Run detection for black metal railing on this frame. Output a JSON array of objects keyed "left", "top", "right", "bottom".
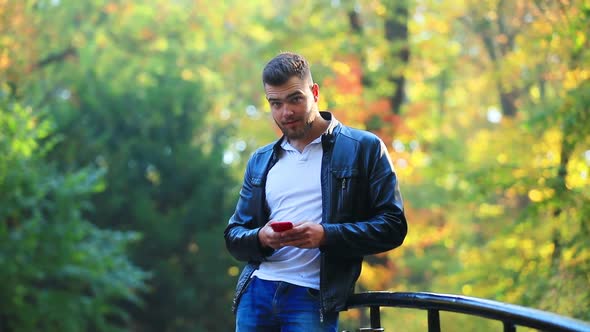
[{"left": 344, "top": 292, "right": 590, "bottom": 332}]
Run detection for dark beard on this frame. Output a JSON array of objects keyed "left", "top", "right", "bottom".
[{"left": 282, "top": 120, "right": 313, "bottom": 140}]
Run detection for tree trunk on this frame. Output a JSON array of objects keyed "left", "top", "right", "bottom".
[{"left": 384, "top": 1, "right": 410, "bottom": 114}]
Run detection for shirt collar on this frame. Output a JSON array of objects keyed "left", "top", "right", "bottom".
[{"left": 280, "top": 116, "right": 332, "bottom": 151}]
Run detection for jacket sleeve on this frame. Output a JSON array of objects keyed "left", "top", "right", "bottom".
[
  {"left": 320, "top": 138, "right": 407, "bottom": 257},
  {"left": 224, "top": 159, "right": 274, "bottom": 262}
]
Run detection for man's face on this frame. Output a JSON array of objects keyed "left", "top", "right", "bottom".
[{"left": 265, "top": 76, "right": 319, "bottom": 141}]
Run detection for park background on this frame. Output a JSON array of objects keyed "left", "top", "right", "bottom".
[{"left": 1, "top": 0, "right": 588, "bottom": 331}]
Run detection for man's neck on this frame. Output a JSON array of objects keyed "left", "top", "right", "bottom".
[{"left": 288, "top": 116, "right": 330, "bottom": 152}]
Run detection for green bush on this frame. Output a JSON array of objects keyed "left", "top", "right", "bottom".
[{"left": 0, "top": 101, "right": 148, "bottom": 332}]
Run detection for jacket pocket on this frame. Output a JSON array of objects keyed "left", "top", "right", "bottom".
[{"left": 331, "top": 168, "right": 359, "bottom": 217}]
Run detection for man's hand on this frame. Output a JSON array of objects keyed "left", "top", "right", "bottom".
[
  {"left": 258, "top": 221, "right": 285, "bottom": 249},
  {"left": 259, "top": 221, "right": 326, "bottom": 249}
]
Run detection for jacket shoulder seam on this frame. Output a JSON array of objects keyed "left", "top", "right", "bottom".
[{"left": 337, "top": 126, "right": 380, "bottom": 144}]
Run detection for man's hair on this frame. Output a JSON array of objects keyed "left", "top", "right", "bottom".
[{"left": 262, "top": 52, "right": 313, "bottom": 86}]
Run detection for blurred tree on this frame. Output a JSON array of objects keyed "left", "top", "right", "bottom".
[
  {"left": 2, "top": 0, "right": 589, "bottom": 331},
  {"left": 2, "top": 0, "right": 238, "bottom": 330},
  {"left": 457, "top": 0, "right": 533, "bottom": 117},
  {"left": 0, "top": 97, "right": 148, "bottom": 332},
  {"left": 346, "top": 0, "right": 410, "bottom": 116},
  {"left": 392, "top": 0, "right": 590, "bottom": 325}
]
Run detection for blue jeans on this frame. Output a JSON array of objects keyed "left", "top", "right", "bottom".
[{"left": 235, "top": 277, "right": 339, "bottom": 332}]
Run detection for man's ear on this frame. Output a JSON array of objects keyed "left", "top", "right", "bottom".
[{"left": 312, "top": 83, "right": 319, "bottom": 102}]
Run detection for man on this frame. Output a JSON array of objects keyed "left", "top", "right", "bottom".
[{"left": 224, "top": 52, "right": 407, "bottom": 331}]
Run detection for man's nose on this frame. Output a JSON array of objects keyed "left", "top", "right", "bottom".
[{"left": 281, "top": 104, "right": 294, "bottom": 116}]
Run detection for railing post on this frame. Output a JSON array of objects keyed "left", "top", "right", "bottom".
[
  {"left": 428, "top": 309, "right": 441, "bottom": 332},
  {"left": 503, "top": 322, "right": 516, "bottom": 332},
  {"left": 370, "top": 305, "right": 382, "bottom": 329}
]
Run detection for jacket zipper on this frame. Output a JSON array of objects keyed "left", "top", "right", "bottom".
[
  {"left": 319, "top": 140, "right": 331, "bottom": 324},
  {"left": 320, "top": 252, "right": 326, "bottom": 323}
]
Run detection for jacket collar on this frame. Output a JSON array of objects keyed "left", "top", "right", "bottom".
[{"left": 320, "top": 111, "right": 340, "bottom": 135}]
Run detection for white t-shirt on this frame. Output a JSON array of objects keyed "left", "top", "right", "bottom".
[{"left": 252, "top": 136, "right": 324, "bottom": 289}]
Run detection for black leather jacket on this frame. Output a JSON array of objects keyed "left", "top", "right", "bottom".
[{"left": 224, "top": 112, "right": 407, "bottom": 316}]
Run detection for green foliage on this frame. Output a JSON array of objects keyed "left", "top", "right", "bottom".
[
  {"left": 392, "top": 1, "right": 590, "bottom": 325},
  {"left": 2, "top": 0, "right": 589, "bottom": 331},
  {"left": 0, "top": 100, "right": 148, "bottom": 332},
  {"left": 28, "top": 5, "right": 237, "bottom": 330}
]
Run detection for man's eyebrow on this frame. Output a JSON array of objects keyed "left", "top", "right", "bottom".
[{"left": 267, "top": 91, "right": 304, "bottom": 101}]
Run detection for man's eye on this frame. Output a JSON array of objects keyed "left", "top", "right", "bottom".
[
  {"left": 270, "top": 102, "right": 282, "bottom": 108},
  {"left": 290, "top": 96, "right": 303, "bottom": 103}
]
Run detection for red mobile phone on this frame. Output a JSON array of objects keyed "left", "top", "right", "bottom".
[{"left": 270, "top": 221, "right": 293, "bottom": 232}]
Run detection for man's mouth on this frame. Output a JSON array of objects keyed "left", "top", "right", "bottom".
[{"left": 283, "top": 120, "right": 299, "bottom": 126}]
